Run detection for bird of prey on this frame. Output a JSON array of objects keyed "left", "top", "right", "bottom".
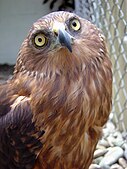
[{"left": 0, "top": 11, "right": 112, "bottom": 169}]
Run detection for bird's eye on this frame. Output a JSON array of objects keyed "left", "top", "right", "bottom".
[
  {"left": 70, "top": 18, "right": 81, "bottom": 31},
  {"left": 34, "top": 33, "right": 47, "bottom": 47}
]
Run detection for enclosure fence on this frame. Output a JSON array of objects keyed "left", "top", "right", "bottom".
[{"left": 75, "top": 0, "right": 127, "bottom": 132}]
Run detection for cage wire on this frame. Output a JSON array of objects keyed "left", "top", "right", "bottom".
[{"left": 75, "top": 0, "right": 127, "bottom": 132}]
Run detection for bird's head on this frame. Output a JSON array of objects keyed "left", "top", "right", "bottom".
[{"left": 15, "top": 11, "right": 106, "bottom": 77}]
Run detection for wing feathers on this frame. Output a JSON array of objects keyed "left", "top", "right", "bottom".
[{"left": 0, "top": 95, "right": 44, "bottom": 169}]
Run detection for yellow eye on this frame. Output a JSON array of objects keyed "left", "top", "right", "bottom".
[
  {"left": 70, "top": 19, "right": 81, "bottom": 31},
  {"left": 34, "top": 33, "right": 47, "bottom": 47}
]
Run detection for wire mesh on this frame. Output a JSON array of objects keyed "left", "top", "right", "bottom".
[{"left": 75, "top": 0, "right": 127, "bottom": 132}]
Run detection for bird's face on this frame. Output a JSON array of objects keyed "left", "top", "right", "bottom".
[
  {"left": 28, "top": 11, "right": 82, "bottom": 54},
  {"left": 16, "top": 11, "right": 104, "bottom": 75}
]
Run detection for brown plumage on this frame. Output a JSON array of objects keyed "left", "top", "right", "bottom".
[{"left": 0, "top": 11, "right": 112, "bottom": 169}]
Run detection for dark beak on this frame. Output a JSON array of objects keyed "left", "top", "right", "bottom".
[{"left": 58, "top": 29, "right": 73, "bottom": 53}]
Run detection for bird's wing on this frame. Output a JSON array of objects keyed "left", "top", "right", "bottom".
[{"left": 0, "top": 83, "right": 44, "bottom": 169}]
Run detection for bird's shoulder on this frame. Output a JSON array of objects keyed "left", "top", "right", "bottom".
[{"left": 0, "top": 80, "right": 45, "bottom": 169}]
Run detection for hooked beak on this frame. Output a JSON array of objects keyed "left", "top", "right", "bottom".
[
  {"left": 53, "top": 23, "right": 73, "bottom": 53},
  {"left": 58, "top": 28, "right": 73, "bottom": 52}
]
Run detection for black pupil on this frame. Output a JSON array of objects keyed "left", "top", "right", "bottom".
[
  {"left": 72, "top": 21, "right": 77, "bottom": 27},
  {"left": 38, "top": 38, "right": 42, "bottom": 42}
]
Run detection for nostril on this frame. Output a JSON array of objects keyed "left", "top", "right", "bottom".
[{"left": 70, "top": 36, "right": 75, "bottom": 44}]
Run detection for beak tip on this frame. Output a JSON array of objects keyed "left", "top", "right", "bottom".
[{"left": 68, "top": 47, "right": 72, "bottom": 53}]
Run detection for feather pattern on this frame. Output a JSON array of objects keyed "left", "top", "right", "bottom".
[
  {"left": 0, "top": 85, "right": 44, "bottom": 169},
  {"left": 0, "top": 11, "right": 112, "bottom": 169}
]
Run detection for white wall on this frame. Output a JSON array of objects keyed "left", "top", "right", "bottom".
[{"left": 0, "top": 0, "right": 61, "bottom": 64}]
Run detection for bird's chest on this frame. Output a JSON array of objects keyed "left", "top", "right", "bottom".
[
  {"left": 34, "top": 116, "right": 97, "bottom": 169},
  {"left": 32, "top": 77, "right": 100, "bottom": 169},
  {"left": 35, "top": 111, "right": 89, "bottom": 169}
]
